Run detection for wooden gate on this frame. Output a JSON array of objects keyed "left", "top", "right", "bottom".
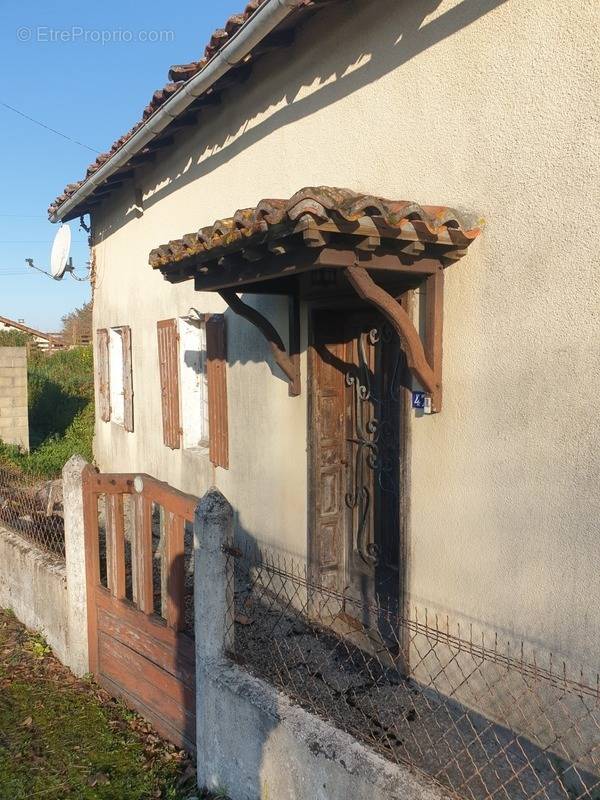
[{"left": 82, "top": 467, "right": 198, "bottom": 752}]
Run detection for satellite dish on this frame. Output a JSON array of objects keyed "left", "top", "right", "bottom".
[{"left": 50, "top": 225, "right": 72, "bottom": 280}]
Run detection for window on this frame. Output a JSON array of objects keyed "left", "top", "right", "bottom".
[
  {"left": 109, "top": 329, "right": 125, "bottom": 425},
  {"left": 157, "top": 315, "right": 228, "bottom": 467},
  {"left": 178, "top": 317, "right": 209, "bottom": 448},
  {"left": 97, "top": 326, "right": 134, "bottom": 431}
]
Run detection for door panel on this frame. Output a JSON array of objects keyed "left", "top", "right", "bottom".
[
  {"left": 310, "top": 310, "right": 405, "bottom": 630},
  {"left": 310, "top": 316, "right": 347, "bottom": 596}
]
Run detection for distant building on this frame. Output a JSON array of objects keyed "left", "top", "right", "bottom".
[{"left": 0, "top": 316, "right": 61, "bottom": 351}]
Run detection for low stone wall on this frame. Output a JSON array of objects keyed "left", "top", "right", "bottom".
[
  {"left": 200, "top": 657, "right": 446, "bottom": 800},
  {"left": 0, "top": 456, "right": 90, "bottom": 677},
  {"left": 0, "top": 526, "right": 69, "bottom": 663},
  {"left": 0, "top": 347, "right": 29, "bottom": 450}
]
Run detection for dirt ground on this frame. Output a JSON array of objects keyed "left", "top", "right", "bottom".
[{"left": 0, "top": 608, "right": 215, "bottom": 800}]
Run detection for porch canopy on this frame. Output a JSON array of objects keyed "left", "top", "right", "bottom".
[{"left": 149, "top": 187, "right": 483, "bottom": 411}]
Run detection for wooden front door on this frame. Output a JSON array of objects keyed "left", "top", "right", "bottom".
[{"left": 309, "top": 310, "right": 405, "bottom": 629}]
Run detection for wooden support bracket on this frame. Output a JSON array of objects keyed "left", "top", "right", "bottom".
[
  {"left": 345, "top": 264, "right": 444, "bottom": 412},
  {"left": 219, "top": 289, "right": 301, "bottom": 396}
]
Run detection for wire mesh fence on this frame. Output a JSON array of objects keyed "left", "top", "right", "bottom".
[
  {"left": 227, "top": 544, "right": 600, "bottom": 800},
  {"left": 0, "top": 461, "right": 65, "bottom": 560}
]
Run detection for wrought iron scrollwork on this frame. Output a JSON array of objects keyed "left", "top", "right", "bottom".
[{"left": 345, "top": 325, "right": 401, "bottom": 566}]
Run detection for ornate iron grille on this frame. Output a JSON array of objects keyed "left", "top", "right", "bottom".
[{"left": 344, "top": 322, "right": 403, "bottom": 587}]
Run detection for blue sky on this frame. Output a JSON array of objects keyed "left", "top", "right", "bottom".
[{"left": 0, "top": 0, "right": 242, "bottom": 331}]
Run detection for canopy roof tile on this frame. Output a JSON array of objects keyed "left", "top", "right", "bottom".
[{"left": 149, "top": 186, "right": 484, "bottom": 272}]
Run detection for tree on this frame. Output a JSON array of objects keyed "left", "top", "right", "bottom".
[{"left": 61, "top": 301, "right": 92, "bottom": 345}]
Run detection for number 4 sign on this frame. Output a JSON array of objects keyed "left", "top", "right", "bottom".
[{"left": 412, "top": 392, "right": 432, "bottom": 414}]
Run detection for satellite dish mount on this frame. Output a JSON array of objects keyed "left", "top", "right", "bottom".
[{"left": 26, "top": 224, "right": 88, "bottom": 282}]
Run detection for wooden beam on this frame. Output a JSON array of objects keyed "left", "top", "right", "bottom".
[
  {"left": 288, "top": 292, "right": 301, "bottom": 397},
  {"left": 424, "top": 268, "right": 444, "bottom": 411},
  {"left": 106, "top": 169, "right": 134, "bottom": 184},
  {"left": 219, "top": 290, "right": 301, "bottom": 396},
  {"left": 186, "top": 246, "right": 438, "bottom": 291},
  {"left": 148, "top": 135, "right": 174, "bottom": 152},
  {"left": 344, "top": 265, "right": 442, "bottom": 412}
]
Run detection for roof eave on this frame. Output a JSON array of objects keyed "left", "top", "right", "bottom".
[{"left": 50, "top": 0, "right": 310, "bottom": 224}]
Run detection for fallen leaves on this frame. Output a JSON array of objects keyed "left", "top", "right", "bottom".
[{"left": 0, "top": 607, "right": 202, "bottom": 799}]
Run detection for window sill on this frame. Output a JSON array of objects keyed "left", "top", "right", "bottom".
[{"left": 184, "top": 444, "right": 210, "bottom": 457}]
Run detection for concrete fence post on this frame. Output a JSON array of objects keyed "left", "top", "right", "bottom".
[
  {"left": 62, "top": 454, "right": 90, "bottom": 676},
  {"left": 194, "top": 487, "right": 234, "bottom": 792}
]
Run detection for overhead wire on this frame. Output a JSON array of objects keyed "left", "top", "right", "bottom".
[{"left": 0, "top": 101, "right": 99, "bottom": 154}]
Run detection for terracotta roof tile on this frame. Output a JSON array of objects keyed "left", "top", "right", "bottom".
[
  {"left": 49, "top": 0, "right": 319, "bottom": 219},
  {"left": 148, "top": 186, "right": 484, "bottom": 270}
]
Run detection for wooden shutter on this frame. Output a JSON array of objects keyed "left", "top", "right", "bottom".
[
  {"left": 157, "top": 319, "right": 181, "bottom": 449},
  {"left": 121, "top": 326, "right": 134, "bottom": 433},
  {"left": 206, "top": 314, "right": 229, "bottom": 469},
  {"left": 96, "top": 328, "right": 110, "bottom": 422}
]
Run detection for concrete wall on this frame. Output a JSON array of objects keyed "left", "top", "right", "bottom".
[
  {"left": 201, "top": 659, "right": 446, "bottom": 800},
  {"left": 91, "top": 0, "right": 600, "bottom": 667},
  {"left": 0, "top": 347, "right": 29, "bottom": 450},
  {"left": 0, "top": 527, "right": 69, "bottom": 663},
  {"left": 0, "top": 458, "right": 90, "bottom": 676},
  {"left": 194, "top": 489, "right": 446, "bottom": 800}
]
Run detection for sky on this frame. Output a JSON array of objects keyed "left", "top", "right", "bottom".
[{"left": 0, "top": 0, "right": 242, "bottom": 331}]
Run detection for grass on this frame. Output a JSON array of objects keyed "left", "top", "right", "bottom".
[
  {"left": 0, "top": 345, "right": 94, "bottom": 478},
  {"left": 0, "top": 609, "right": 212, "bottom": 800}
]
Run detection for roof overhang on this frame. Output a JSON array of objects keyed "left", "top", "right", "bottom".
[
  {"left": 150, "top": 186, "right": 482, "bottom": 294},
  {"left": 48, "top": 0, "right": 336, "bottom": 223},
  {"left": 149, "top": 187, "right": 483, "bottom": 413}
]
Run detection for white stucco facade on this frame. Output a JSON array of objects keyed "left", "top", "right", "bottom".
[{"left": 90, "top": 0, "right": 600, "bottom": 668}]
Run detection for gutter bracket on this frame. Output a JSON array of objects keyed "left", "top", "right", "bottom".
[
  {"left": 344, "top": 262, "right": 443, "bottom": 412},
  {"left": 219, "top": 289, "right": 301, "bottom": 397}
]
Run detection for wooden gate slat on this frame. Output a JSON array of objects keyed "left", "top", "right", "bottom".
[
  {"left": 106, "top": 494, "right": 126, "bottom": 600},
  {"left": 100, "top": 674, "right": 194, "bottom": 753},
  {"left": 97, "top": 605, "right": 195, "bottom": 684},
  {"left": 133, "top": 493, "right": 154, "bottom": 614},
  {"left": 99, "top": 632, "right": 196, "bottom": 711},
  {"left": 165, "top": 513, "right": 186, "bottom": 631}
]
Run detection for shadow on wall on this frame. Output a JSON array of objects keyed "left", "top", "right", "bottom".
[
  {"left": 169, "top": 552, "right": 197, "bottom": 756},
  {"left": 94, "top": 0, "right": 509, "bottom": 243},
  {"left": 222, "top": 297, "right": 291, "bottom": 377}
]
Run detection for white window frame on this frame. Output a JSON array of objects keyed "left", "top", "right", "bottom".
[
  {"left": 108, "top": 327, "right": 126, "bottom": 427},
  {"left": 178, "top": 316, "right": 209, "bottom": 449}
]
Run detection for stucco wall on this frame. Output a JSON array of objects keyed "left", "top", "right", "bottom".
[
  {"left": 0, "top": 347, "right": 29, "bottom": 450},
  {"left": 91, "top": 0, "right": 600, "bottom": 667}
]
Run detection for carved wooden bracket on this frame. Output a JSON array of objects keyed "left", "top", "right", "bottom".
[
  {"left": 219, "top": 289, "right": 301, "bottom": 396},
  {"left": 345, "top": 264, "right": 444, "bottom": 412}
]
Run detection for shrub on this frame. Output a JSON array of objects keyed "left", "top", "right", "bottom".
[
  {"left": 28, "top": 347, "right": 94, "bottom": 448},
  {"left": 0, "top": 346, "right": 94, "bottom": 478},
  {"left": 0, "top": 330, "right": 31, "bottom": 347}
]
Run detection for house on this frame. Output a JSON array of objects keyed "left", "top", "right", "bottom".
[
  {"left": 48, "top": 0, "right": 599, "bottom": 680},
  {"left": 0, "top": 315, "right": 61, "bottom": 351}
]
